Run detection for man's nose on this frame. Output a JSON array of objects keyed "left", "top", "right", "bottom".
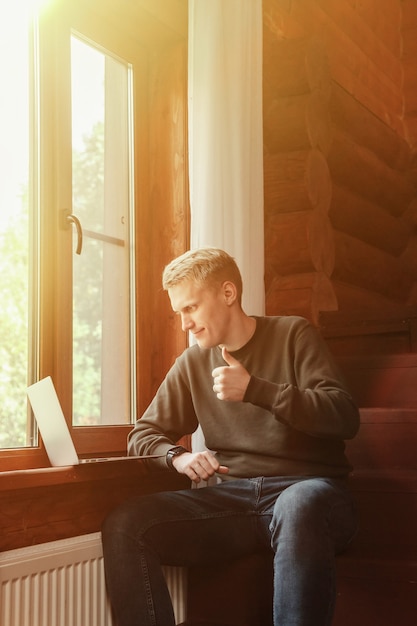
[{"left": 181, "top": 314, "right": 193, "bottom": 331}]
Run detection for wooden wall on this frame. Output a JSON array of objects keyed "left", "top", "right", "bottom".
[
  {"left": 136, "top": 39, "right": 189, "bottom": 415},
  {"left": 263, "top": 0, "right": 417, "bottom": 325},
  {"left": 402, "top": 0, "right": 417, "bottom": 154}
]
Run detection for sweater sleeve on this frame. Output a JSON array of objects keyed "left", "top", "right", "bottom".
[
  {"left": 127, "top": 358, "right": 198, "bottom": 457},
  {"left": 243, "top": 320, "right": 360, "bottom": 441}
]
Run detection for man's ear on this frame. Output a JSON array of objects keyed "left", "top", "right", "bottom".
[{"left": 222, "top": 281, "right": 238, "bottom": 305}]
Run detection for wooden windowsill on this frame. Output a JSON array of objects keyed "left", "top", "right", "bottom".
[
  {"left": 0, "top": 458, "right": 190, "bottom": 552},
  {"left": 0, "top": 457, "right": 164, "bottom": 490}
]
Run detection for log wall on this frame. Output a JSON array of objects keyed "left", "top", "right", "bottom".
[
  {"left": 402, "top": 0, "right": 417, "bottom": 159},
  {"left": 263, "top": 0, "right": 417, "bottom": 324}
]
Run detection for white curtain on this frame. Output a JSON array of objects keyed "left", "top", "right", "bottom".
[
  {"left": 188, "top": 0, "right": 264, "bottom": 457},
  {"left": 188, "top": 0, "right": 265, "bottom": 317}
]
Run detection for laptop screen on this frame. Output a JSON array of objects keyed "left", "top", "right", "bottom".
[{"left": 27, "top": 376, "right": 79, "bottom": 467}]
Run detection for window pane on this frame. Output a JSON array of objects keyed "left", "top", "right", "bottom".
[
  {"left": 0, "top": 10, "right": 37, "bottom": 448},
  {"left": 71, "top": 35, "right": 135, "bottom": 426}
]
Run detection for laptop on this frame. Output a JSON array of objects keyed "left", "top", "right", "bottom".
[{"left": 27, "top": 376, "right": 162, "bottom": 467}]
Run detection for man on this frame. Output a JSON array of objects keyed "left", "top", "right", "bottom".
[{"left": 102, "top": 247, "right": 360, "bottom": 626}]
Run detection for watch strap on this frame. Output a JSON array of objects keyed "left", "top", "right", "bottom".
[{"left": 166, "top": 445, "right": 188, "bottom": 470}]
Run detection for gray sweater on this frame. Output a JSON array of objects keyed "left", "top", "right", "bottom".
[{"left": 128, "top": 316, "right": 360, "bottom": 479}]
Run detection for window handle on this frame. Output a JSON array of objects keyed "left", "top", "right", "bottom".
[{"left": 63, "top": 211, "right": 83, "bottom": 255}]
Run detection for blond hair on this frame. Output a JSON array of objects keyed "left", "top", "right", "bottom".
[{"left": 162, "top": 248, "right": 243, "bottom": 304}]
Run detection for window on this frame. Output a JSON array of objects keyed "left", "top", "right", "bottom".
[
  {"left": 0, "top": 0, "right": 189, "bottom": 471},
  {"left": 0, "top": 3, "right": 136, "bottom": 465},
  {"left": 0, "top": 4, "right": 38, "bottom": 450},
  {"left": 70, "top": 34, "right": 135, "bottom": 428}
]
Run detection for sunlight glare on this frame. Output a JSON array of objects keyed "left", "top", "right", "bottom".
[
  {"left": 0, "top": 0, "right": 54, "bottom": 19},
  {"left": 0, "top": 0, "right": 56, "bottom": 231},
  {"left": 0, "top": 3, "right": 31, "bottom": 231}
]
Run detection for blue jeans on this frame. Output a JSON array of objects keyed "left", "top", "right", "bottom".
[{"left": 102, "top": 476, "right": 357, "bottom": 626}]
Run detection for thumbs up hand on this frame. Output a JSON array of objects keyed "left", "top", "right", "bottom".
[{"left": 211, "top": 347, "right": 251, "bottom": 402}]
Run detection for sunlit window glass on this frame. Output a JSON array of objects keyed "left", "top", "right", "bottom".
[
  {"left": 0, "top": 7, "right": 38, "bottom": 448},
  {"left": 71, "top": 35, "right": 135, "bottom": 426}
]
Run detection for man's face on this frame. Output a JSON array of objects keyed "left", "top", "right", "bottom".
[{"left": 168, "top": 279, "right": 233, "bottom": 349}]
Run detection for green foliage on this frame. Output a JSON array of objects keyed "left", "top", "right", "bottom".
[
  {"left": 0, "top": 207, "right": 30, "bottom": 447},
  {"left": 72, "top": 121, "right": 104, "bottom": 425},
  {"left": 0, "top": 121, "right": 106, "bottom": 446}
]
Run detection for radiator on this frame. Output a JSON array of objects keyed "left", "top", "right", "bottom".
[{"left": 0, "top": 533, "right": 187, "bottom": 626}]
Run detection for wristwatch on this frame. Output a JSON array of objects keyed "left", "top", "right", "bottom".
[{"left": 166, "top": 446, "right": 188, "bottom": 470}]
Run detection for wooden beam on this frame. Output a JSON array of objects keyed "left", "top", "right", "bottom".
[
  {"left": 327, "top": 129, "right": 415, "bottom": 216},
  {"left": 355, "top": 0, "right": 402, "bottom": 56},
  {"left": 402, "top": 0, "right": 417, "bottom": 30},
  {"left": 266, "top": 209, "right": 335, "bottom": 276},
  {"left": 332, "top": 232, "right": 415, "bottom": 302},
  {"left": 401, "top": 235, "right": 417, "bottom": 280},
  {"left": 314, "top": 0, "right": 402, "bottom": 87},
  {"left": 403, "top": 60, "right": 417, "bottom": 115},
  {"left": 264, "top": 149, "right": 332, "bottom": 215},
  {"left": 263, "top": 0, "right": 306, "bottom": 41},
  {"left": 264, "top": 90, "right": 332, "bottom": 155},
  {"left": 263, "top": 33, "right": 331, "bottom": 99},
  {"left": 265, "top": 272, "right": 338, "bottom": 325},
  {"left": 329, "top": 184, "right": 410, "bottom": 256},
  {"left": 329, "top": 82, "right": 411, "bottom": 171}
]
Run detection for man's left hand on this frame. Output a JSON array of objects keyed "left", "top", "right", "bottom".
[{"left": 211, "top": 347, "right": 251, "bottom": 402}]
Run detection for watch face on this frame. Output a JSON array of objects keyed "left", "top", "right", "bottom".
[{"left": 170, "top": 446, "right": 185, "bottom": 456}]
